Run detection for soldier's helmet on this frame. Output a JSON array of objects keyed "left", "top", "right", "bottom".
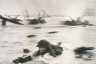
[{"left": 37, "top": 40, "right": 50, "bottom": 48}]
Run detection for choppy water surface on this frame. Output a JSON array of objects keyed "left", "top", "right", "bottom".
[{"left": 0, "top": 17, "right": 96, "bottom": 64}]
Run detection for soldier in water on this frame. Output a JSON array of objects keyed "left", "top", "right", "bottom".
[
  {"left": 13, "top": 40, "right": 63, "bottom": 63},
  {"left": 32, "top": 40, "right": 63, "bottom": 58}
]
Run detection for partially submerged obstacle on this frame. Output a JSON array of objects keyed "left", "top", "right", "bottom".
[
  {"left": 28, "top": 17, "right": 46, "bottom": 24},
  {"left": 0, "top": 15, "right": 23, "bottom": 26},
  {"left": 63, "top": 16, "right": 93, "bottom": 26},
  {"left": 64, "top": 20, "right": 76, "bottom": 26},
  {"left": 27, "top": 9, "right": 50, "bottom": 24}
]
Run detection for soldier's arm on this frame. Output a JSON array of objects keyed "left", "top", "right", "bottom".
[
  {"left": 32, "top": 51, "right": 40, "bottom": 59},
  {"left": 49, "top": 44, "right": 56, "bottom": 57}
]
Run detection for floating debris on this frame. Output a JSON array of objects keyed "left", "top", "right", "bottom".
[
  {"left": 34, "top": 26, "right": 42, "bottom": 29},
  {"left": 13, "top": 55, "right": 32, "bottom": 63},
  {"left": 27, "top": 35, "right": 37, "bottom": 38},
  {"left": 48, "top": 31, "right": 59, "bottom": 34},
  {"left": 23, "top": 49, "right": 30, "bottom": 53}
]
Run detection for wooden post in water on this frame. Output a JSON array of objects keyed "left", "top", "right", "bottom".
[
  {"left": 42, "top": 9, "right": 50, "bottom": 17},
  {"left": 2, "top": 20, "right": 6, "bottom": 26},
  {"left": 0, "top": 15, "right": 6, "bottom": 26},
  {"left": 25, "top": 10, "right": 29, "bottom": 18}
]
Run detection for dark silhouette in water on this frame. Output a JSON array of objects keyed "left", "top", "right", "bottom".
[
  {"left": 13, "top": 55, "right": 32, "bottom": 63},
  {"left": 23, "top": 49, "right": 30, "bottom": 53},
  {"left": 28, "top": 17, "right": 46, "bottom": 24},
  {"left": 0, "top": 15, "right": 23, "bottom": 26},
  {"left": 13, "top": 40, "right": 63, "bottom": 64},
  {"left": 82, "top": 20, "right": 93, "bottom": 27},
  {"left": 28, "top": 10, "right": 49, "bottom": 24},
  {"left": 48, "top": 31, "right": 59, "bottom": 34},
  {"left": 34, "top": 26, "right": 42, "bottom": 29},
  {"left": 74, "top": 46, "right": 95, "bottom": 60},
  {"left": 64, "top": 16, "right": 77, "bottom": 26},
  {"left": 33, "top": 40, "right": 63, "bottom": 57},
  {"left": 63, "top": 16, "right": 93, "bottom": 26},
  {"left": 27, "top": 35, "right": 37, "bottom": 38}
]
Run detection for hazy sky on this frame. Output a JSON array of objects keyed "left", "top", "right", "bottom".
[{"left": 0, "top": 0, "right": 96, "bottom": 17}]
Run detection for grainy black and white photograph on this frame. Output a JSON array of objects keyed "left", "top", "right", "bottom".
[{"left": 0, "top": 0, "right": 96, "bottom": 64}]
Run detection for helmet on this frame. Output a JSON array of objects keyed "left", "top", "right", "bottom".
[{"left": 37, "top": 40, "right": 50, "bottom": 48}]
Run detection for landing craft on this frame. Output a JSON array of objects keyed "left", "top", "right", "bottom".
[{"left": 0, "top": 15, "right": 23, "bottom": 26}]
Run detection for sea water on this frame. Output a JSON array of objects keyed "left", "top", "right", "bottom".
[{"left": 0, "top": 16, "right": 96, "bottom": 64}]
